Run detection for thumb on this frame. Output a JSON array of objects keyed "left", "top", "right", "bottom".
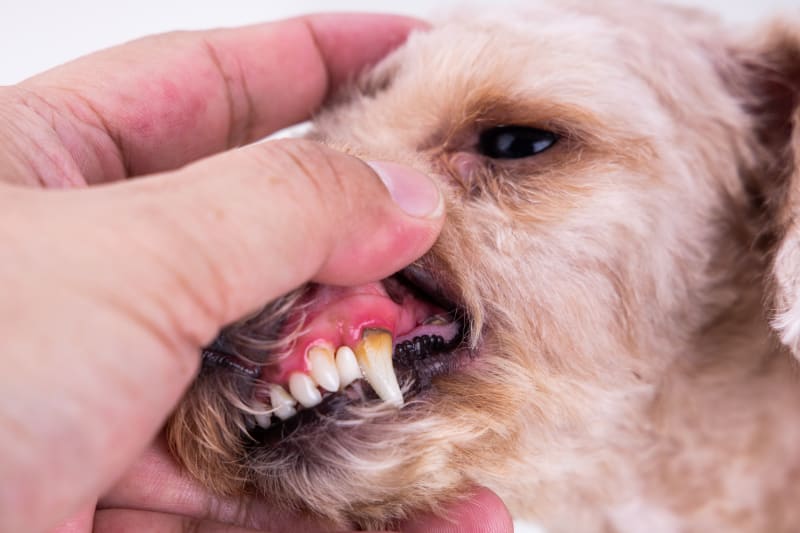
[
  {"left": 401, "top": 487, "right": 514, "bottom": 533},
  {"left": 0, "top": 139, "right": 444, "bottom": 533},
  {"left": 100, "top": 138, "right": 445, "bottom": 328}
]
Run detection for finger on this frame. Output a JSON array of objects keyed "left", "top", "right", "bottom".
[
  {"left": 8, "top": 14, "right": 424, "bottom": 184},
  {"left": 93, "top": 510, "right": 269, "bottom": 533},
  {"left": 0, "top": 140, "right": 443, "bottom": 533},
  {"left": 49, "top": 502, "right": 95, "bottom": 533},
  {"left": 101, "top": 444, "right": 503, "bottom": 533},
  {"left": 99, "top": 440, "right": 342, "bottom": 532},
  {"left": 401, "top": 488, "right": 514, "bottom": 533},
  {"left": 85, "top": 140, "right": 445, "bottom": 323},
  {"left": 98, "top": 439, "right": 217, "bottom": 521}
]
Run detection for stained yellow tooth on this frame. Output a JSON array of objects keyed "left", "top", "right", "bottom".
[
  {"left": 355, "top": 329, "right": 403, "bottom": 407},
  {"left": 268, "top": 384, "right": 297, "bottom": 420},
  {"left": 335, "top": 346, "right": 361, "bottom": 388},
  {"left": 288, "top": 372, "right": 322, "bottom": 408},
  {"left": 309, "top": 345, "right": 340, "bottom": 392},
  {"left": 423, "top": 314, "right": 449, "bottom": 325}
]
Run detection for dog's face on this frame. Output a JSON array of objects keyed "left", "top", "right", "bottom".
[{"left": 168, "top": 1, "right": 800, "bottom": 529}]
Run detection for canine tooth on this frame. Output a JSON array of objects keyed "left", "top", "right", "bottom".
[
  {"left": 268, "top": 384, "right": 297, "bottom": 420},
  {"left": 288, "top": 372, "right": 322, "bottom": 408},
  {"left": 309, "top": 345, "right": 340, "bottom": 392},
  {"left": 335, "top": 346, "right": 361, "bottom": 388},
  {"left": 355, "top": 329, "right": 403, "bottom": 407}
]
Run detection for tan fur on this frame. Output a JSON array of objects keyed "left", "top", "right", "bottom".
[{"left": 167, "top": 2, "right": 800, "bottom": 531}]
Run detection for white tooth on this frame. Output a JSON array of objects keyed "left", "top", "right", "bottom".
[
  {"left": 254, "top": 410, "right": 271, "bottom": 429},
  {"left": 335, "top": 345, "right": 361, "bottom": 388},
  {"left": 268, "top": 384, "right": 297, "bottom": 420},
  {"left": 288, "top": 372, "right": 322, "bottom": 408},
  {"left": 355, "top": 329, "right": 403, "bottom": 407},
  {"left": 309, "top": 345, "right": 340, "bottom": 392}
]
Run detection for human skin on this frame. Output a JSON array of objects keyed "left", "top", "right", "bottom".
[{"left": 0, "top": 13, "right": 513, "bottom": 533}]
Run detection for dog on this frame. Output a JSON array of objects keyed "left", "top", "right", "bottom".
[{"left": 166, "top": 1, "right": 800, "bottom": 531}]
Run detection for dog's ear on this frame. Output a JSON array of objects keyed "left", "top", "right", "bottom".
[{"left": 734, "top": 20, "right": 800, "bottom": 354}]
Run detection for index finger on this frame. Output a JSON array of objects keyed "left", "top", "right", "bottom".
[{"left": 18, "top": 14, "right": 423, "bottom": 183}]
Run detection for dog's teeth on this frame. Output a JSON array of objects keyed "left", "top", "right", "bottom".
[
  {"left": 253, "top": 408, "right": 271, "bottom": 429},
  {"left": 423, "top": 314, "right": 450, "bottom": 326},
  {"left": 309, "top": 345, "right": 340, "bottom": 392},
  {"left": 335, "top": 346, "right": 361, "bottom": 388},
  {"left": 355, "top": 329, "right": 403, "bottom": 407},
  {"left": 288, "top": 372, "right": 322, "bottom": 408},
  {"left": 268, "top": 384, "right": 297, "bottom": 420}
]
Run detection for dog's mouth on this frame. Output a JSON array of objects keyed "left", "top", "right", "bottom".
[{"left": 201, "top": 265, "right": 469, "bottom": 435}]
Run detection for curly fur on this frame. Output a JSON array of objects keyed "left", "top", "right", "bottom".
[{"left": 167, "top": 1, "right": 800, "bottom": 531}]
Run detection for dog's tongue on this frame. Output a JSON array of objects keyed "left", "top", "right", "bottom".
[{"left": 263, "top": 280, "right": 457, "bottom": 384}]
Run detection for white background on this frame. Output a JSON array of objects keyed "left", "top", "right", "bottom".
[
  {"left": 1, "top": 1, "right": 796, "bottom": 532},
  {"left": 0, "top": 0, "right": 798, "bottom": 84}
]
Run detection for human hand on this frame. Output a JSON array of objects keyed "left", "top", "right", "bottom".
[
  {"left": 91, "top": 436, "right": 512, "bottom": 533},
  {"left": 0, "top": 13, "right": 512, "bottom": 533}
]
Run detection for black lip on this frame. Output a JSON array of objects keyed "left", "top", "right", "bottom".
[{"left": 201, "top": 335, "right": 260, "bottom": 378}]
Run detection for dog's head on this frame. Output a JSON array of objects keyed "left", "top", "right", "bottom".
[{"left": 168, "top": 1, "right": 800, "bottom": 528}]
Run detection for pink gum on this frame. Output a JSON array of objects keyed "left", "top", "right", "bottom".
[{"left": 261, "top": 294, "right": 419, "bottom": 385}]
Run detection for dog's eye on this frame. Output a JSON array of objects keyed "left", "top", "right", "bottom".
[{"left": 477, "top": 126, "right": 558, "bottom": 159}]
